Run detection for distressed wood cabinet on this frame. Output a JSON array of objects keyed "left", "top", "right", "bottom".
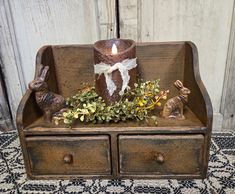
[
  {"left": 119, "top": 135, "right": 204, "bottom": 175},
  {"left": 26, "top": 136, "right": 111, "bottom": 175},
  {"left": 17, "top": 42, "right": 212, "bottom": 179}
]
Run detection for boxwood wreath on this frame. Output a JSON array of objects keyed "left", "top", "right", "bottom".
[{"left": 53, "top": 79, "right": 169, "bottom": 127}]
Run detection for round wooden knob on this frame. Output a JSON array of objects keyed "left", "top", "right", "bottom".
[
  {"left": 155, "top": 153, "right": 164, "bottom": 164},
  {"left": 63, "top": 154, "right": 73, "bottom": 164}
]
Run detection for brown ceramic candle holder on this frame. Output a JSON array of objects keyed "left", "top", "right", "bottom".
[{"left": 94, "top": 38, "right": 137, "bottom": 104}]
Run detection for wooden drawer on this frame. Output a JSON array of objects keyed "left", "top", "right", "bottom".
[
  {"left": 119, "top": 134, "right": 204, "bottom": 175},
  {"left": 26, "top": 135, "right": 111, "bottom": 175}
]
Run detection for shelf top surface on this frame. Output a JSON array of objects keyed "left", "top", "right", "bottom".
[{"left": 24, "top": 108, "right": 206, "bottom": 135}]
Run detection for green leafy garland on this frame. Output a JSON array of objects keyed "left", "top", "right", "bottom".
[{"left": 53, "top": 79, "right": 168, "bottom": 127}]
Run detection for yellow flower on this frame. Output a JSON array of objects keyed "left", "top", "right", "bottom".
[
  {"left": 138, "top": 98, "right": 146, "bottom": 107},
  {"left": 157, "top": 102, "right": 161, "bottom": 107},
  {"left": 138, "top": 100, "right": 144, "bottom": 107}
]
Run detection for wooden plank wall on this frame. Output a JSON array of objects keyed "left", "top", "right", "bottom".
[
  {"left": 0, "top": 66, "right": 13, "bottom": 131},
  {"left": 119, "top": 0, "right": 234, "bottom": 130},
  {"left": 0, "top": 0, "right": 116, "bottom": 122},
  {"left": 221, "top": 4, "right": 235, "bottom": 130},
  {"left": 0, "top": 0, "right": 25, "bottom": 120}
]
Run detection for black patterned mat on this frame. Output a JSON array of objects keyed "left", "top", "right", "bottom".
[{"left": 0, "top": 131, "right": 234, "bottom": 194}]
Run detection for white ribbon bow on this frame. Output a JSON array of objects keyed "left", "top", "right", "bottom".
[{"left": 94, "top": 58, "right": 137, "bottom": 96}]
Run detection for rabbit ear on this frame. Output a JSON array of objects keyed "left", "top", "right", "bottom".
[
  {"left": 174, "top": 80, "right": 183, "bottom": 89},
  {"left": 36, "top": 64, "right": 44, "bottom": 78},
  {"left": 40, "top": 66, "right": 49, "bottom": 81}
]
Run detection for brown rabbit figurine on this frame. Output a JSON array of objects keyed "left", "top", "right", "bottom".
[
  {"left": 162, "top": 80, "right": 191, "bottom": 120},
  {"left": 28, "top": 64, "right": 66, "bottom": 122}
]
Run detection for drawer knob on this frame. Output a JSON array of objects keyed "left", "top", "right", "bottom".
[
  {"left": 155, "top": 153, "right": 164, "bottom": 164},
  {"left": 63, "top": 154, "right": 73, "bottom": 164}
]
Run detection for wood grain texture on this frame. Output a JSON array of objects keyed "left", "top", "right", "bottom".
[
  {"left": 136, "top": 42, "right": 185, "bottom": 97},
  {"left": 221, "top": 4, "right": 235, "bottom": 130},
  {"left": 44, "top": 42, "right": 186, "bottom": 98},
  {"left": 7, "top": 0, "right": 117, "bottom": 85},
  {"left": 119, "top": 134, "right": 204, "bottom": 175},
  {"left": 1, "top": 0, "right": 116, "bottom": 118},
  {"left": 16, "top": 42, "right": 212, "bottom": 179},
  {"left": 26, "top": 135, "right": 111, "bottom": 176},
  {"left": 0, "top": 68, "right": 13, "bottom": 131},
  {"left": 97, "top": 0, "right": 117, "bottom": 39},
  {"left": 18, "top": 42, "right": 212, "bottom": 130},
  {"left": 25, "top": 107, "right": 204, "bottom": 130},
  {"left": 0, "top": 0, "right": 25, "bottom": 121},
  {"left": 119, "top": 0, "right": 234, "bottom": 115},
  {"left": 7, "top": 0, "right": 97, "bottom": 84}
]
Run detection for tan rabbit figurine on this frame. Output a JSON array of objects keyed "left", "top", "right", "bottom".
[
  {"left": 28, "top": 64, "right": 66, "bottom": 122},
  {"left": 162, "top": 80, "right": 191, "bottom": 120}
]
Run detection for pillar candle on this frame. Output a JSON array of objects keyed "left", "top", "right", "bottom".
[{"left": 94, "top": 38, "right": 137, "bottom": 104}]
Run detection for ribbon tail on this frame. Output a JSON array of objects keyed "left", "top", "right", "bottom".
[
  {"left": 119, "top": 67, "right": 130, "bottom": 95},
  {"left": 123, "top": 58, "right": 137, "bottom": 70},
  {"left": 104, "top": 73, "right": 116, "bottom": 96}
]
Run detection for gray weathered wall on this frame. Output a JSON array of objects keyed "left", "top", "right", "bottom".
[
  {"left": 0, "top": 0, "right": 116, "bottom": 120},
  {"left": 119, "top": 0, "right": 234, "bottom": 130},
  {"left": 120, "top": 0, "right": 234, "bottom": 119}
]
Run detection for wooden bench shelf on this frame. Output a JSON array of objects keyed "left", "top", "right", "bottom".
[{"left": 17, "top": 42, "right": 212, "bottom": 179}]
